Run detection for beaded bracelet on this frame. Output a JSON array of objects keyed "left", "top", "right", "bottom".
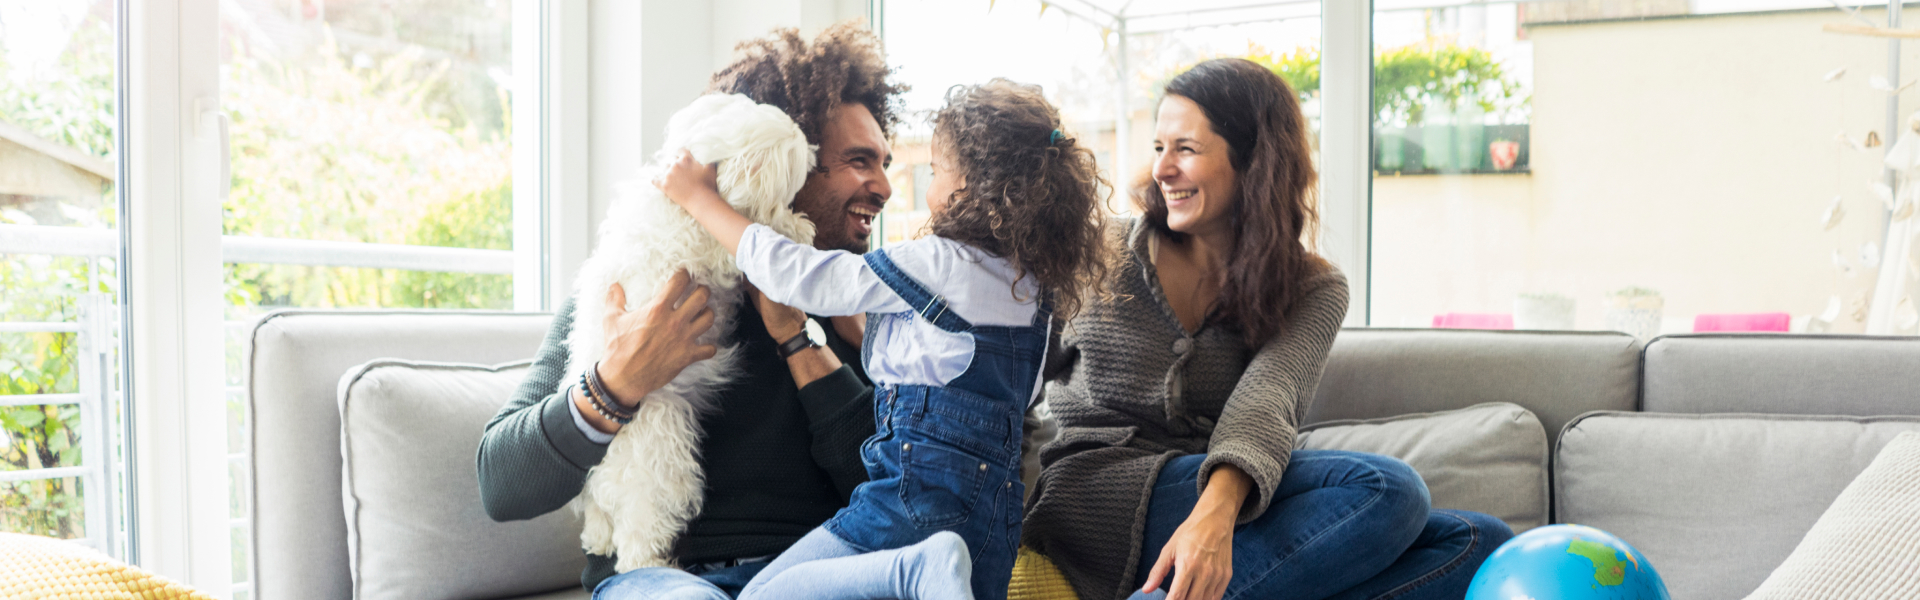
[{"left": 579, "top": 366, "right": 635, "bottom": 424}]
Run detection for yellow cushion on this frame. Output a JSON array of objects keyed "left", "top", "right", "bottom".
[
  {"left": 1008, "top": 546, "right": 1080, "bottom": 600},
  {"left": 0, "top": 532, "right": 216, "bottom": 599}
]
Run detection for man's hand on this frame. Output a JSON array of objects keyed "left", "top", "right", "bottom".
[
  {"left": 597, "top": 269, "right": 718, "bottom": 406},
  {"left": 747, "top": 282, "right": 808, "bottom": 343}
]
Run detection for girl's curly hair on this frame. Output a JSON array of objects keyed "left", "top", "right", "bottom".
[
  {"left": 707, "top": 21, "right": 907, "bottom": 161},
  {"left": 930, "top": 79, "right": 1109, "bottom": 321}
]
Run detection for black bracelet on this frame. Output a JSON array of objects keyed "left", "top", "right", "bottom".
[
  {"left": 580, "top": 367, "right": 634, "bottom": 424},
  {"left": 584, "top": 366, "right": 634, "bottom": 421},
  {"left": 589, "top": 362, "right": 637, "bottom": 419},
  {"left": 776, "top": 330, "right": 818, "bottom": 359}
]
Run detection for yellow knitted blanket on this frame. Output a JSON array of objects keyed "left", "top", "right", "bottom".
[
  {"left": 0, "top": 532, "right": 215, "bottom": 600},
  {"left": 1008, "top": 546, "right": 1080, "bottom": 600}
]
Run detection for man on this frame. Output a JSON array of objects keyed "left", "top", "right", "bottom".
[{"left": 478, "top": 22, "right": 905, "bottom": 599}]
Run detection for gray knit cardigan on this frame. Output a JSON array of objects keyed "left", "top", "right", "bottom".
[{"left": 1023, "top": 218, "right": 1350, "bottom": 600}]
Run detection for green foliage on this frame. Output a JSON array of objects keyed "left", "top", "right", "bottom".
[
  {"left": 221, "top": 30, "right": 514, "bottom": 311},
  {"left": 1373, "top": 42, "right": 1524, "bottom": 126},
  {"left": 2, "top": 18, "right": 515, "bottom": 538},
  {"left": 1154, "top": 41, "right": 1525, "bottom": 128}
]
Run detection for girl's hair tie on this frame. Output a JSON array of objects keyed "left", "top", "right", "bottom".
[{"left": 1050, "top": 129, "right": 1064, "bottom": 145}]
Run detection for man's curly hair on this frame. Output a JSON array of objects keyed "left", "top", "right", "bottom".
[
  {"left": 930, "top": 79, "right": 1109, "bottom": 321},
  {"left": 707, "top": 21, "right": 907, "bottom": 157}
]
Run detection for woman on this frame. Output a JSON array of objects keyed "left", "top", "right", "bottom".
[{"left": 1023, "top": 58, "right": 1513, "bottom": 600}]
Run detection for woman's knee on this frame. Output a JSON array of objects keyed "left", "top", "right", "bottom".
[
  {"left": 1303, "top": 451, "right": 1431, "bottom": 532},
  {"left": 1435, "top": 509, "right": 1515, "bottom": 558}
]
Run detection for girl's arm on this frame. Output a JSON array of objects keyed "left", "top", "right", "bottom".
[
  {"left": 657, "top": 149, "right": 910, "bottom": 317},
  {"left": 658, "top": 150, "right": 752, "bottom": 254}
]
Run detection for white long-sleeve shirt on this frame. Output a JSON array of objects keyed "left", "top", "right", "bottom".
[{"left": 736, "top": 223, "right": 1044, "bottom": 388}]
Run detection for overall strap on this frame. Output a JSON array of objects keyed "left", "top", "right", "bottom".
[{"left": 863, "top": 250, "right": 973, "bottom": 333}]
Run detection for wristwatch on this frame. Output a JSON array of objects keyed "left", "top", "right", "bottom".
[{"left": 777, "top": 321, "right": 823, "bottom": 359}]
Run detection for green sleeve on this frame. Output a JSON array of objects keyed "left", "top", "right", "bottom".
[{"left": 477, "top": 298, "right": 610, "bottom": 521}]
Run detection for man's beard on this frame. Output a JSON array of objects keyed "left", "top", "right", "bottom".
[{"left": 795, "top": 189, "right": 877, "bottom": 254}]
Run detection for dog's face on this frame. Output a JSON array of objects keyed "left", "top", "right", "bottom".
[{"left": 661, "top": 94, "right": 818, "bottom": 246}]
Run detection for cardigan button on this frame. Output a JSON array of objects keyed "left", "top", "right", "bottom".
[{"left": 1172, "top": 338, "right": 1192, "bottom": 355}]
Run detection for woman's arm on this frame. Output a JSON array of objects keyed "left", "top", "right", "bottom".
[
  {"left": 1197, "top": 272, "right": 1349, "bottom": 522},
  {"left": 1142, "top": 272, "right": 1349, "bottom": 600}
]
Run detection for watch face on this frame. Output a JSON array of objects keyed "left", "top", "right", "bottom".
[{"left": 804, "top": 318, "right": 829, "bottom": 347}]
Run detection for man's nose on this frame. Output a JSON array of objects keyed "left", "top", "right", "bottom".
[{"left": 869, "top": 169, "right": 893, "bottom": 201}]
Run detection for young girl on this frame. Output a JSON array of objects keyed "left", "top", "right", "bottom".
[{"left": 657, "top": 79, "right": 1109, "bottom": 600}]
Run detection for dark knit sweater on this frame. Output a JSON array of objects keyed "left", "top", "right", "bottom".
[
  {"left": 1023, "top": 218, "right": 1350, "bottom": 600},
  {"left": 476, "top": 296, "right": 874, "bottom": 591}
]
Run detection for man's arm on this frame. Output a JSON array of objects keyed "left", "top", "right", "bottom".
[
  {"left": 477, "top": 298, "right": 608, "bottom": 521},
  {"left": 748, "top": 286, "right": 875, "bottom": 500},
  {"left": 478, "top": 271, "right": 719, "bottom": 520}
]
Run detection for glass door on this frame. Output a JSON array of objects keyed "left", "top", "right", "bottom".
[{"left": 0, "top": 0, "right": 132, "bottom": 559}]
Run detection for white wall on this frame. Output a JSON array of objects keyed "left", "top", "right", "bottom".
[
  {"left": 1371, "top": 8, "right": 1920, "bottom": 334},
  {"left": 585, "top": 0, "right": 870, "bottom": 252}
]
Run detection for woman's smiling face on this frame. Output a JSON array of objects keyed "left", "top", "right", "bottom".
[{"left": 1152, "top": 94, "right": 1240, "bottom": 239}]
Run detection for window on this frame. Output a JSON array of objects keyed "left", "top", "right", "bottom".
[
  {"left": 216, "top": 1, "right": 526, "bottom": 597},
  {"left": 879, "top": 0, "right": 1324, "bottom": 240},
  {"left": 0, "top": 0, "right": 132, "bottom": 558},
  {"left": 1372, "top": 0, "right": 1920, "bottom": 337}
]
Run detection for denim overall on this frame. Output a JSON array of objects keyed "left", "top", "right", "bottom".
[{"left": 822, "top": 250, "right": 1048, "bottom": 600}]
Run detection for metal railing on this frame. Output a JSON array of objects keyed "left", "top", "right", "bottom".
[
  {"left": 0, "top": 223, "right": 514, "bottom": 274},
  {"left": 0, "top": 293, "right": 122, "bottom": 556},
  {"left": 3, "top": 222, "right": 516, "bottom": 595}
]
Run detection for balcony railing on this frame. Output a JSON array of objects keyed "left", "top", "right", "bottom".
[{"left": 2, "top": 223, "right": 516, "bottom": 594}]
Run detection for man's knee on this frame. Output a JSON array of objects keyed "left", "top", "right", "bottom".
[{"left": 593, "top": 567, "right": 731, "bottom": 600}]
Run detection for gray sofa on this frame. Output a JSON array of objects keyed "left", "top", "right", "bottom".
[{"left": 246, "top": 311, "right": 1920, "bottom": 600}]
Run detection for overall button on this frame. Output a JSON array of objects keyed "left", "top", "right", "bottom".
[{"left": 1172, "top": 338, "right": 1192, "bottom": 355}]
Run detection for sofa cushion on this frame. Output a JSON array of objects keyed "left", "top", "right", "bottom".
[
  {"left": 249, "top": 310, "right": 552, "bottom": 600},
  {"left": 1308, "top": 328, "right": 1639, "bottom": 446},
  {"left": 1298, "top": 402, "right": 1549, "bottom": 532},
  {"left": 1555, "top": 412, "right": 1920, "bottom": 600},
  {"left": 1642, "top": 334, "right": 1920, "bottom": 416},
  {"left": 340, "top": 359, "right": 586, "bottom": 600},
  {"left": 1744, "top": 431, "right": 1920, "bottom": 600}
]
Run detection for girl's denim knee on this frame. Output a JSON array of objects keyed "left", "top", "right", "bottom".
[{"left": 593, "top": 567, "right": 731, "bottom": 600}]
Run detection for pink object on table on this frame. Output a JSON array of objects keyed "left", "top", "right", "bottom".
[
  {"left": 1432, "top": 313, "right": 1515, "bottom": 330},
  {"left": 1692, "top": 312, "right": 1790, "bottom": 332}
]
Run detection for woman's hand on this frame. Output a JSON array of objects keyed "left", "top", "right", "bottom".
[
  {"left": 656, "top": 149, "right": 722, "bottom": 209},
  {"left": 1141, "top": 464, "right": 1254, "bottom": 600},
  {"left": 596, "top": 269, "right": 718, "bottom": 406}
]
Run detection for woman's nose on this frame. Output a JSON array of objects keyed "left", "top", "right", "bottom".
[{"left": 1152, "top": 151, "right": 1178, "bottom": 184}]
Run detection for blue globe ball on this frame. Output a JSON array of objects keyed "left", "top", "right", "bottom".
[{"left": 1466, "top": 524, "right": 1671, "bottom": 600}]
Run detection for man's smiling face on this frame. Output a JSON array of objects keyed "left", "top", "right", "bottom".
[{"left": 792, "top": 103, "right": 894, "bottom": 253}]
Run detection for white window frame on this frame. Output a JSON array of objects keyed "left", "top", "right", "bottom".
[{"left": 122, "top": 0, "right": 589, "bottom": 589}]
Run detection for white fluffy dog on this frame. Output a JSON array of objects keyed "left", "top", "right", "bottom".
[{"left": 563, "top": 93, "right": 816, "bottom": 573}]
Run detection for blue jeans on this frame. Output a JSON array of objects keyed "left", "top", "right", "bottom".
[
  {"left": 592, "top": 561, "right": 767, "bottom": 600},
  {"left": 1128, "top": 452, "right": 1512, "bottom": 600},
  {"left": 736, "top": 527, "right": 973, "bottom": 600}
]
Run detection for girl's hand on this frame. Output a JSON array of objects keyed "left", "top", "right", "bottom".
[
  {"left": 1141, "top": 464, "right": 1252, "bottom": 600},
  {"left": 656, "top": 149, "right": 722, "bottom": 209}
]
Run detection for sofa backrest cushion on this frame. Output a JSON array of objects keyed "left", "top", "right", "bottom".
[
  {"left": 1298, "top": 402, "right": 1549, "bottom": 533},
  {"left": 1554, "top": 411, "right": 1920, "bottom": 600},
  {"left": 248, "top": 310, "right": 551, "bottom": 600},
  {"left": 1642, "top": 334, "right": 1920, "bottom": 416},
  {"left": 1308, "top": 328, "right": 1641, "bottom": 445},
  {"left": 340, "top": 359, "right": 586, "bottom": 600}
]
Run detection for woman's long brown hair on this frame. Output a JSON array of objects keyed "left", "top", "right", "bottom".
[{"left": 1139, "top": 58, "right": 1325, "bottom": 347}]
